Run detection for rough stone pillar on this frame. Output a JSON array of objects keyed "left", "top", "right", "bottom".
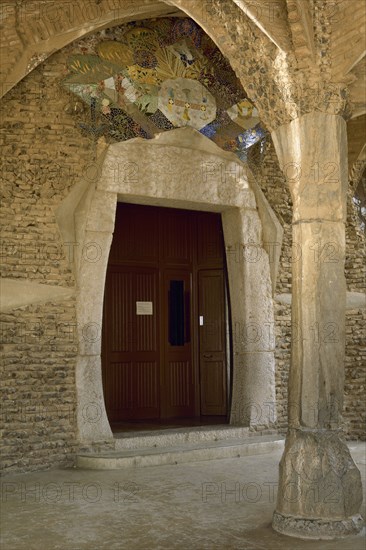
[
  {"left": 271, "top": 112, "right": 363, "bottom": 539},
  {"left": 75, "top": 190, "right": 117, "bottom": 444},
  {"left": 222, "top": 206, "right": 276, "bottom": 428}
]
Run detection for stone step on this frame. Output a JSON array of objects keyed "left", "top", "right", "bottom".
[
  {"left": 114, "top": 425, "right": 254, "bottom": 451},
  {"left": 76, "top": 434, "right": 285, "bottom": 470}
]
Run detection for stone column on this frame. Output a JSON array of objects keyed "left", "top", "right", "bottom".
[
  {"left": 75, "top": 190, "right": 117, "bottom": 444},
  {"left": 271, "top": 112, "right": 363, "bottom": 538},
  {"left": 222, "top": 205, "right": 276, "bottom": 428}
]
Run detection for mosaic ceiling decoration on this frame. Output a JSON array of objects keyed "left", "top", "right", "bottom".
[{"left": 63, "top": 18, "right": 265, "bottom": 161}]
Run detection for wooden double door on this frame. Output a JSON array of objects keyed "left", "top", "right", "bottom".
[{"left": 102, "top": 203, "right": 228, "bottom": 422}]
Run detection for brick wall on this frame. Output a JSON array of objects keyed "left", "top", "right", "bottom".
[
  {"left": 344, "top": 309, "right": 366, "bottom": 439},
  {"left": 345, "top": 189, "right": 366, "bottom": 292},
  {"left": 1, "top": 302, "right": 78, "bottom": 471}
]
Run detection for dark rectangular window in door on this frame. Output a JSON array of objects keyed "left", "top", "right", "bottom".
[
  {"left": 163, "top": 270, "right": 193, "bottom": 419},
  {"left": 169, "top": 280, "right": 185, "bottom": 346}
]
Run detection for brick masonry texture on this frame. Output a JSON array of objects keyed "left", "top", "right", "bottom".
[
  {"left": 0, "top": 45, "right": 95, "bottom": 473},
  {"left": 1, "top": 27, "right": 365, "bottom": 473},
  {"left": 1, "top": 302, "right": 78, "bottom": 472}
]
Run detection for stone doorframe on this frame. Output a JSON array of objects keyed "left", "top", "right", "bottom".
[{"left": 59, "top": 127, "right": 283, "bottom": 443}]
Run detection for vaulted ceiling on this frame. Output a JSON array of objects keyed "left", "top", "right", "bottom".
[{"left": 0, "top": 0, "right": 365, "bottom": 180}]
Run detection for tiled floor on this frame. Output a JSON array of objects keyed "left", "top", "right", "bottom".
[{"left": 1, "top": 443, "right": 365, "bottom": 550}]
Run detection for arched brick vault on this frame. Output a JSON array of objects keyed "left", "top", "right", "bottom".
[
  {"left": 1, "top": 0, "right": 365, "bottom": 173},
  {"left": 0, "top": 1, "right": 364, "bottom": 117}
]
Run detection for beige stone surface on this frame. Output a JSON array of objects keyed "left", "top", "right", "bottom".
[
  {"left": 230, "top": 352, "right": 277, "bottom": 426},
  {"left": 290, "top": 221, "right": 346, "bottom": 429},
  {"left": 272, "top": 112, "right": 348, "bottom": 223},
  {"left": 75, "top": 355, "right": 113, "bottom": 443},
  {"left": 77, "top": 434, "right": 284, "bottom": 470},
  {"left": 1, "top": 443, "right": 365, "bottom": 549},
  {"left": 272, "top": 111, "right": 363, "bottom": 536},
  {"left": 222, "top": 207, "right": 276, "bottom": 426},
  {"left": 77, "top": 229, "right": 114, "bottom": 357},
  {"left": 256, "top": 135, "right": 365, "bottom": 441},
  {"left": 0, "top": 278, "right": 75, "bottom": 312},
  {"left": 100, "top": 131, "right": 256, "bottom": 209},
  {"left": 273, "top": 430, "right": 363, "bottom": 539}
]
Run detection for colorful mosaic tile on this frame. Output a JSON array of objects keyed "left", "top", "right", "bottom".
[{"left": 63, "top": 17, "right": 266, "bottom": 161}]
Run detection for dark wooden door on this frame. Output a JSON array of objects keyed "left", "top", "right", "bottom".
[
  {"left": 102, "top": 266, "right": 160, "bottom": 421},
  {"left": 102, "top": 203, "right": 228, "bottom": 422},
  {"left": 198, "top": 270, "right": 227, "bottom": 415}
]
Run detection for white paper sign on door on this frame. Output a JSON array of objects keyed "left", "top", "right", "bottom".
[{"left": 136, "top": 301, "right": 153, "bottom": 315}]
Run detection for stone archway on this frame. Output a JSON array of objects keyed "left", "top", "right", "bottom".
[
  {"left": 67, "top": 127, "right": 281, "bottom": 443},
  {"left": 1, "top": 0, "right": 285, "bottom": 129}
]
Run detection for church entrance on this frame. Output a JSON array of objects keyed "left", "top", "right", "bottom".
[{"left": 102, "top": 203, "right": 229, "bottom": 424}]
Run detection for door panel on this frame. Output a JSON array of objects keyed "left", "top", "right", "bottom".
[
  {"left": 168, "top": 361, "right": 191, "bottom": 407},
  {"left": 196, "top": 212, "right": 225, "bottom": 267},
  {"left": 102, "top": 267, "right": 160, "bottom": 420},
  {"left": 200, "top": 360, "right": 226, "bottom": 411},
  {"left": 198, "top": 270, "right": 227, "bottom": 415},
  {"left": 160, "top": 209, "right": 193, "bottom": 265},
  {"left": 108, "top": 204, "right": 159, "bottom": 265},
  {"left": 162, "top": 270, "right": 194, "bottom": 418}
]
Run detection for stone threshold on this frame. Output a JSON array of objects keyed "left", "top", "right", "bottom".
[
  {"left": 113, "top": 425, "right": 278, "bottom": 450},
  {"left": 76, "top": 429, "right": 284, "bottom": 470}
]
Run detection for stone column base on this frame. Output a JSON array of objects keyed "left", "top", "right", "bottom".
[
  {"left": 273, "top": 511, "right": 364, "bottom": 540},
  {"left": 272, "top": 429, "right": 364, "bottom": 539}
]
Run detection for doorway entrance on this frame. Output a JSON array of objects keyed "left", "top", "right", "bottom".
[{"left": 102, "top": 203, "right": 229, "bottom": 424}]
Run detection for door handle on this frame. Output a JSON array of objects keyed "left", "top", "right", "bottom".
[{"left": 203, "top": 353, "right": 213, "bottom": 359}]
